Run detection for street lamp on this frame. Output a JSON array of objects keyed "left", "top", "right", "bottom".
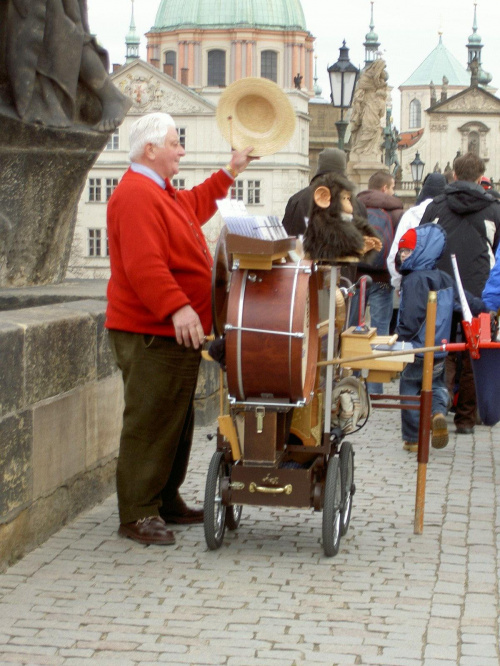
[
  {"left": 328, "top": 41, "right": 359, "bottom": 151},
  {"left": 410, "top": 151, "right": 425, "bottom": 198}
]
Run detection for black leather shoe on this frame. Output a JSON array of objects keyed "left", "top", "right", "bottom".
[
  {"left": 118, "top": 516, "right": 175, "bottom": 545},
  {"left": 456, "top": 425, "right": 474, "bottom": 435},
  {"left": 162, "top": 497, "right": 204, "bottom": 524}
]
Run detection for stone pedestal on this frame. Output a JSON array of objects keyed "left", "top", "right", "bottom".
[
  {"left": 0, "top": 115, "right": 108, "bottom": 287},
  {"left": 347, "top": 160, "right": 385, "bottom": 192}
]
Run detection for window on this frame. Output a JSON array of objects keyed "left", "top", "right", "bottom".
[
  {"left": 247, "top": 180, "right": 261, "bottom": 205},
  {"left": 88, "top": 178, "right": 102, "bottom": 202},
  {"left": 106, "top": 178, "right": 119, "bottom": 201},
  {"left": 105, "top": 130, "right": 119, "bottom": 150},
  {"left": 409, "top": 99, "right": 421, "bottom": 129},
  {"left": 178, "top": 127, "right": 186, "bottom": 149},
  {"left": 230, "top": 181, "right": 244, "bottom": 201},
  {"left": 172, "top": 178, "right": 185, "bottom": 190},
  {"left": 87, "top": 229, "right": 109, "bottom": 257},
  {"left": 261, "top": 51, "right": 278, "bottom": 83},
  {"left": 164, "top": 50, "right": 176, "bottom": 79},
  {"left": 208, "top": 50, "right": 226, "bottom": 87},
  {"left": 88, "top": 229, "right": 102, "bottom": 256}
]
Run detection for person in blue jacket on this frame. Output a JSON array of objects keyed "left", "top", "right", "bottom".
[
  {"left": 396, "top": 224, "right": 485, "bottom": 452},
  {"left": 482, "top": 243, "right": 500, "bottom": 313}
]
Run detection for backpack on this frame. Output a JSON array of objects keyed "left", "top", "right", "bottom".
[{"left": 361, "top": 207, "right": 394, "bottom": 270}]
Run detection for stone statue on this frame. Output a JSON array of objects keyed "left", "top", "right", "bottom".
[
  {"left": 293, "top": 73, "right": 303, "bottom": 90},
  {"left": 349, "top": 59, "right": 388, "bottom": 163},
  {"left": 430, "top": 80, "right": 437, "bottom": 105},
  {"left": 0, "top": 0, "right": 131, "bottom": 131},
  {"left": 470, "top": 57, "right": 479, "bottom": 87},
  {"left": 0, "top": 0, "right": 132, "bottom": 287},
  {"left": 440, "top": 75, "right": 448, "bottom": 102}
]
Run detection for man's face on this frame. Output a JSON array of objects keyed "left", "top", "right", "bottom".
[
  {"left": 383, "top": 178, "right": 395, "bottom": 196},
  {"left": 150, "top": 126, "right": 186, "bottom": 180}
]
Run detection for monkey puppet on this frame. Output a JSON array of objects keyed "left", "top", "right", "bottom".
[{"left": 303, "top": 172, "right": 382, "bottom": 262}]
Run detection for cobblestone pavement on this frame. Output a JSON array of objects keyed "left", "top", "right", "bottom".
[{"left": 0, "top": 401, "right": 499, "bottom": 665}]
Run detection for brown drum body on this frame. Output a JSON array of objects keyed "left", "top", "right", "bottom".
[{"left": 225, "top": 260, "right": 319, "bottom": 404}]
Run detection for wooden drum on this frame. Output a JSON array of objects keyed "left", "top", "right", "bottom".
[{"left": 225, "top": 260, "right": 319, "bottom": 405}]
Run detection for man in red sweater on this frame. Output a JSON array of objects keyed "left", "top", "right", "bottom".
[{"left": 106, "top": 112, "right": 253, "bottom": 545}]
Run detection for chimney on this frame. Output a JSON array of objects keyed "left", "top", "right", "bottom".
[
  {"left": 181, "top": 67, "right": 189, "bottom": 86},
  {"left": 112, "top": 63, "right": 122, "bottom": 73}
]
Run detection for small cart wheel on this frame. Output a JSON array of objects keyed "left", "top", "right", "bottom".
[
  {"left": 322, "top": 456, "right": 342, "bottom": 557},
  {"left": 225, "top": 504, "right": 243, "bottom": 531},
  {"left": 339, "top": 441, "right": 355, "bottom": 536},
  {"left": 204, "top": 451, "right": 227, "bottom": 550}
]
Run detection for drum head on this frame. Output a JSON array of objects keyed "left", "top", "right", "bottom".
[{"left": 211, "top": 226, "right": 232, "bottom": 337}]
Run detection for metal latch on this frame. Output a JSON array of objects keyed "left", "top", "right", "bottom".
[{"left": 255, "top": 406, "right": 265, "bottom": 433}]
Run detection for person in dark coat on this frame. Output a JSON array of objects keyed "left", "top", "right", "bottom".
[
  {"left": 351, "top": 170, "right": 404, "bottom": 395},
  {"left": 420, "top": 152, "right": 500, "bottom": 434},
  {"left": 282, "top": 148, "right": 367, "bottom": 237}
]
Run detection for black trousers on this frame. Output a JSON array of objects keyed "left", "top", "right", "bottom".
[{"left": 108, "top": 330, "right": 201, "bottom": 524}]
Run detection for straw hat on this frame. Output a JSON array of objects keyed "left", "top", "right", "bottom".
[{"left": 216, "top": 77, "right": 296, "bottom": 157}]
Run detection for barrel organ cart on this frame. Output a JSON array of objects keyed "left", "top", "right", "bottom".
[{"left": 204, "top": 231, "right": 413, "bottom": 556}]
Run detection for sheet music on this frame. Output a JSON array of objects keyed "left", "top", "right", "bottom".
[{"left": 216, "top": 200, "right": 287, "bottom": 241}]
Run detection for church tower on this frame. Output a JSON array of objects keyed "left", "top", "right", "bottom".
[
  {"left": 466, "top": 2, "right": 491, "bottom": 86},
  {"left": 125, "top": 0, "right": 140, "bottom": 64},
  {"left": 363, "top": 1, "right": 380, "bottom": 68}
]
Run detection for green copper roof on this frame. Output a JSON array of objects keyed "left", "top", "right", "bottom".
[
  {"left": 152, "top": 0, "right": 307, "bottom": 32},
  {"left": 401, "top": 36, "right": 470, "bottom": 87}
]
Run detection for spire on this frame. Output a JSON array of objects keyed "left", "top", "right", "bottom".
[
  {"left": 126, "top": 0, "right": 140, "bottom": 63},
  {"left": 364, "top": 1, "right": 380, "bottom": 67},
  {"left": 466, "top": 2, "right": 492, "bottom": 85}
]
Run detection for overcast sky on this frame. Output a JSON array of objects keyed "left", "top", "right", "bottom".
[{"left": 87, "top": 0, "right": 500, "bottom": 128}]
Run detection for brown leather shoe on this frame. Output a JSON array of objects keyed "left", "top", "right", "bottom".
[
  {"left": 161, "top": 497, "right": 204, "bottom": 524},
  {"left": 118, "top": 516, "right": 175, "bottom": 545}
]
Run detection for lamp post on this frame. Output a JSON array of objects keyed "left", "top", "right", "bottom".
[
  {"left": 328, "top": 41, "right": 359, "bottom": 151},
  {"left": 410, "top": 151, "right": 425, "bottom": 198}
]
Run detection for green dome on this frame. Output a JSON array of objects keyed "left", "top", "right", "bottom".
[
  {"left": 401, "top": 36, "right": 470, "bottom": 87},
  {"left": 152, "top": 0, "right": 307, "bottom": 32}
]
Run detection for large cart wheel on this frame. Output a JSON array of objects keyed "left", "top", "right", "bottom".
[
  {"left": 204, "top": 452, "right": 227, "bottom": 550},
  {"left": 322, "top": 456, "right": 342, "bottom": 557},
  {"left": 339, "top": 441, "right": 355, "bottom": 536},
  {"left": 225, "top": 504, "right": 243, "bottom": 531}
]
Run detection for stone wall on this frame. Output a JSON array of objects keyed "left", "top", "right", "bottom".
[{"left": 0, "top": 297, "right": 220, "bottom": 571}]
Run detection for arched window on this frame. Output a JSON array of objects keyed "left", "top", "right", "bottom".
[
  {"left": 409, "top": 99, "right": 421, "bottom": 129},
  {"left": 164, "top": 51, "right": 176, "bottom": 79},
  {"left": 208, "top": 50, "right": 226, "bottom": 87},
  {"left": 261, "top": 50, "right": 278, "bottom": 82}
]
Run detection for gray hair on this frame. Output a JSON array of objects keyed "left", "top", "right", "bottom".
[{"left": 128, "top": 112, "right": 176, "bottom": 161}]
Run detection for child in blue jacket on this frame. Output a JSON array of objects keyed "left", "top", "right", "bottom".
[{"left": 396, "top": 224, "right": 485, "bottom": 452}]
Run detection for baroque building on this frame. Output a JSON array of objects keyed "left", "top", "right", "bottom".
[
  {"left": 397, "top": 3, "right": 499, "bottom": 186},
  {"left": 68, "top": 0, "right": 314, "bottom": 278}
]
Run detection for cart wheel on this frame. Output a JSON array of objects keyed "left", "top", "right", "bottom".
[
  {"left": 322, "top": 456, "right": 342, "bottom": 557},
  {"left": 225, "top": 504, "right": 243, "bottom": 531},
  {"left": 339, "top": 441, "right": 355, "bottom": 536},
  {"left": 204, "top": 451, "right": 227, "bottom": 550}
]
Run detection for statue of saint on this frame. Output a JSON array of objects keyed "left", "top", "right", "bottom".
[
  {"left": 0, "top": 0, "right": 130, "bottom": 131},
  {"left": 293, "top": 73, "right": 303, "bottom": 90},
  {"left": 349, "top": 59, "right": 388, "bottom": 162}
]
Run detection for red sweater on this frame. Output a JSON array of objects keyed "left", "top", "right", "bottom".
[{"left": 106, "top": 168, "right": 232, "bottom": 336}]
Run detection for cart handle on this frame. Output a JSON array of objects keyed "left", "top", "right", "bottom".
[{"left": 249, "top": 482, "right": 293, "bottom": 495}]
